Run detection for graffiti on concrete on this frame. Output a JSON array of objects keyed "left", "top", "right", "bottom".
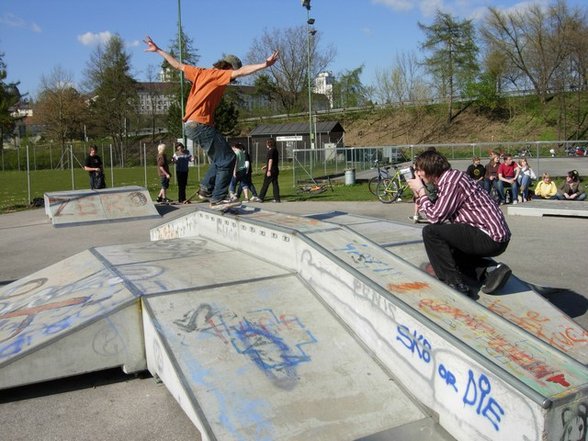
[
  {"left": 559, "top": 403, "right": 587, "bottom": 441},
  {"left": 396, "top": 321, "right": 505, "bottom": 432},
  {"left": 0, "top": 269, "right": 129, "bottom": 360},
  {"left": 174, "top": 304, "right": 317, "bottom": 389}
]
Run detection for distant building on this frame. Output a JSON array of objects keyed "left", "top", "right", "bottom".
[
  {"left": 136, "top": 82, "right": 175, "bottom": 115},
  {"left": 314, "top": 72, "right": 334, "bottom": 109}
]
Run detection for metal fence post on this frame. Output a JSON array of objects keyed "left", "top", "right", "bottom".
[
  {"left": 110, "top": 144, "right": 114, "bottom": 187},
  {"left": 144, "top": 143, "right": 148, "bottom": 189},
  {"left": 26, "top": 144, "right": 31, "bottom": 204},
  {"left": 70, "top": 145, "right": 75, "bottom": 190}
]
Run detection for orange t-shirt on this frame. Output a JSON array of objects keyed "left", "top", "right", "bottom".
[{"left": 182, "top": 65, "right": 232, "bottom": 126}]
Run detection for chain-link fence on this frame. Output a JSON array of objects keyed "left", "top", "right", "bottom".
[{"left": 292, "top": 140, "right": 588, "bottom": 185}]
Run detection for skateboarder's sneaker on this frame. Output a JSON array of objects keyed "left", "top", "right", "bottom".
[
  {"left": 209, "top": 199, "right": 242, "bottom": 211},
  {"left": 197, "top": 188, "right": 211, "bottom": 201},
  {"left": 156, "top": 196, "right": 163, "bottom": 203},
  {"left": 249, "top": 196, "right": 262, "bottom": 202}
]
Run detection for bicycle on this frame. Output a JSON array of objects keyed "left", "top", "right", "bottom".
[
  {"left": 375, "top": 167, "right": 411, "bottom": 203},
  {"left": 368, "top": 160, "right": 393, "bottom": 196}
]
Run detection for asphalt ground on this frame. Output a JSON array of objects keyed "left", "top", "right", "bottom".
[{"left": 1, "top": 200, "right": 586, "bottom": 441}]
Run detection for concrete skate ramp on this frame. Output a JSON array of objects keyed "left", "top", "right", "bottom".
[
  {"left": 0, "top": 237, "right": 289, "bottom": 390},
  {"left": 151, "top": 206, "right": 588, "bottom": 441},
  {"left": 44, "top": 186, "right": 159, "bottom": 226},
  {"left": 0, "top": 250, "right": 145, "bottom": 389},
  {"left": 142, "top": 276, "right": 430, "bottom": 441},
  {"left": 507, "top": 199, "right": 588, "bottom": 217},
  {"left": 309, "top": 211, "right": 588, "bottom": 365},
  {"left": 0, "top": 228, "right": 439, "bottom": 440}
]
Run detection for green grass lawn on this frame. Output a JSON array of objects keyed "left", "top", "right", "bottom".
[
  {"left": 1, "top": 166, "right": 572, "bottom": 214},
  {"left": 0, "top": 166, "right": 389, "bottom": 213}
]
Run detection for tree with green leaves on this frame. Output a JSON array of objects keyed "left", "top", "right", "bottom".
[
  {"left": 162, "top": 27, "right": 199, "bottom": 139},
  {"left": 35, "top": 66, "right": 88, "bottom": 165},
  {"left": 482, "top": 0, "right": 583, "bottom": 108},
  {"left": 84, "top": 34, "right": 138, "bottom": 166},
  {"left": 0, "top": 52, "right": 21, "bottom": 152},
  {"left": 332, "top": 66, "right": 372, "bottom": 109},
  {"left": 419, "top": 10, "right": 479, "bottom": 123}
]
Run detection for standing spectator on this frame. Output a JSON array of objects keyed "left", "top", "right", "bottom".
[
  {"left": 229, "top": 143, "right": 253, "bottom": 201},
  {"left": 534, "top": 172, "right": 558, "bottom": 199},
  {"left": 407, "top": 150, "right": 512, "bottom": 297},
  {"left": 483, "top": 152, "right": 501, "bottom": 197},
  {"left": 497, "top": 154, "right": 520, "bottom": 204},
  {"left": 83, "top": 145, "right": 105, "bottom": 189},
  {"left": 517, "top": 158, "right": 536, "bottom": 202},
  {"left": 242, "top": 146, "right": 261, "bottom": 202},
  {"left": 144, "top": 36, "right": 278, "bottom": 209},
  {"left": 156, "top": 143, "right": 172, "bottom": 204},
  {"left": 556, "top": 170, "right": 586, "bottom": 201},
  {"left": 172, "top": 142, "right": 192, "bottom": 203},
  {"left": 259, "top": 139, "right": 281, "bottom": 203},
  {"left": 466, "top": 156, "right": 486, "bottom": 185}
]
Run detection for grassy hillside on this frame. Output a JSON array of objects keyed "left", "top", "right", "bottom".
[{"left": 240, "top": 91, "right": 588, "bottom": 147}]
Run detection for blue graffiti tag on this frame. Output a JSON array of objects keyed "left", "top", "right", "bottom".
[
  {"left": 334, "top": 243, "right": 397, "bottom": 273},
  {"left": 396, "top": 324, "right": 432, "bottom": 364},
  {"left": 462, "top": 369, "right": 505, "bottom": 431},
  {"left": 175, "top": 306, "right": 317, "bottom": 389},
  {"left": 438, "top": 363, "right": 458, "bottom": 392}
]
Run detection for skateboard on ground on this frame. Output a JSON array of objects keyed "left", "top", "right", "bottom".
[{"left": 208, "top": 200, "right": 243, "bottom": 213}]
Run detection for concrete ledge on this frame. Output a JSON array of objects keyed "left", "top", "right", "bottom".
[
  {"left": 44, "top": 186, "right": 160, "bottom": 226},
  {"left": 507, "top": 200, "right": 588, "bottom": 217}
]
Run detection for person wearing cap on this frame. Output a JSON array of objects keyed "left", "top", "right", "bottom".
[{"left": 144, "top": 36, "right": 279, "bottom": 207}]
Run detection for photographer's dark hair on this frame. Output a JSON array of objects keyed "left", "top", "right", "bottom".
[{"left": 414, "top": 150, "right": 451, "bottom": 179}]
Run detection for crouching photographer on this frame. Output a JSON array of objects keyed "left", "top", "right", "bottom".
[{"left": 406, "top": 149, "right": 512, "bottom": 297}]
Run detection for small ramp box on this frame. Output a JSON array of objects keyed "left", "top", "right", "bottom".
[{"left": 44, "top": 186, "right": 160, "bottom": 226}]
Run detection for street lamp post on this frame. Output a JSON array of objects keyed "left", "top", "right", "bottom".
[
  {"left": 302, "top": 0, "right": 315, "bottom": 151},
  {"left": 178, "top": 0, "right": 186, "bottom": 146}
]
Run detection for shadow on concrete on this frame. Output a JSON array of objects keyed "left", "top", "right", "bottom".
[
  {"left": 530, "top": 284, "right": 588, "bottom": 319},
  {"left": 155, "top": 204, "right": 181, "bottom": 216},
  {"left": 0, "top": 368, "right": 151, "bottom": 403}
]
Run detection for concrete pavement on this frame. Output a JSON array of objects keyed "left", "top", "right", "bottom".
[{"left": 0, "top": 200, "right": 586, "bottom": 440}]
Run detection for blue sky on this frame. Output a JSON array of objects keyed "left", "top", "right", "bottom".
[{"left": 0, "top": 0, "right": 583, "bottom": 98}]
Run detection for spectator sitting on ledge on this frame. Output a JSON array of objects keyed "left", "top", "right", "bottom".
[
  {"left": 534, "top": 172, "right": 557, "bottom": 199},
  {"left": 556, "top": 170, "right": 586, "bottom": 201}
]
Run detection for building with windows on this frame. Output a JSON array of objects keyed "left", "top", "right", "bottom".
[
  {"left": 314, "top": 72, "right": 335, "bottom": 109},
  {"left": 136, "top": 82, "right": 175, "bottom": 115}
]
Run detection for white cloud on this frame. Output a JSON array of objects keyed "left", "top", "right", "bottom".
[
  {"left": 127, "top": 40, "right": 141, "bottom": 48},
  {"left": 0, "top": 12, "right": 41, "bottom": 32},
  {"left": 371, "top": 0, "right": 414, "bottom": 12},
  {"left": 419, "top": 0, "right": 445, "bottom": 18},
  {"left": 77, "top": 31, "right": 113, "bottom": 46}
]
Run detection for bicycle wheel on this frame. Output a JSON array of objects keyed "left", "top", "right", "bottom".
[
  {"left": 376, "top": 178, "right": 400, "bottom": 203},
  {"left": 368, "top": 176, "right": 381, "bottom": 196}
]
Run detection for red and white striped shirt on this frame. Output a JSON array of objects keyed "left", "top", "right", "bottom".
[{"left": 418, "top": 169, "right": 511, "bottom": 243}]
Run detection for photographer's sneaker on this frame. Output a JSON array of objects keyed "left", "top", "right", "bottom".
[{"left": 481, "top": 263, "right": 512, "bottom": 294}]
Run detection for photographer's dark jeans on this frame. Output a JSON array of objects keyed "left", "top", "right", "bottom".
[
  {"left": 422, "top": 223, "right": 509, "bottom": 286},
  {"left": 184, "top": 121, "right": 235, "bottom": 202}
]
